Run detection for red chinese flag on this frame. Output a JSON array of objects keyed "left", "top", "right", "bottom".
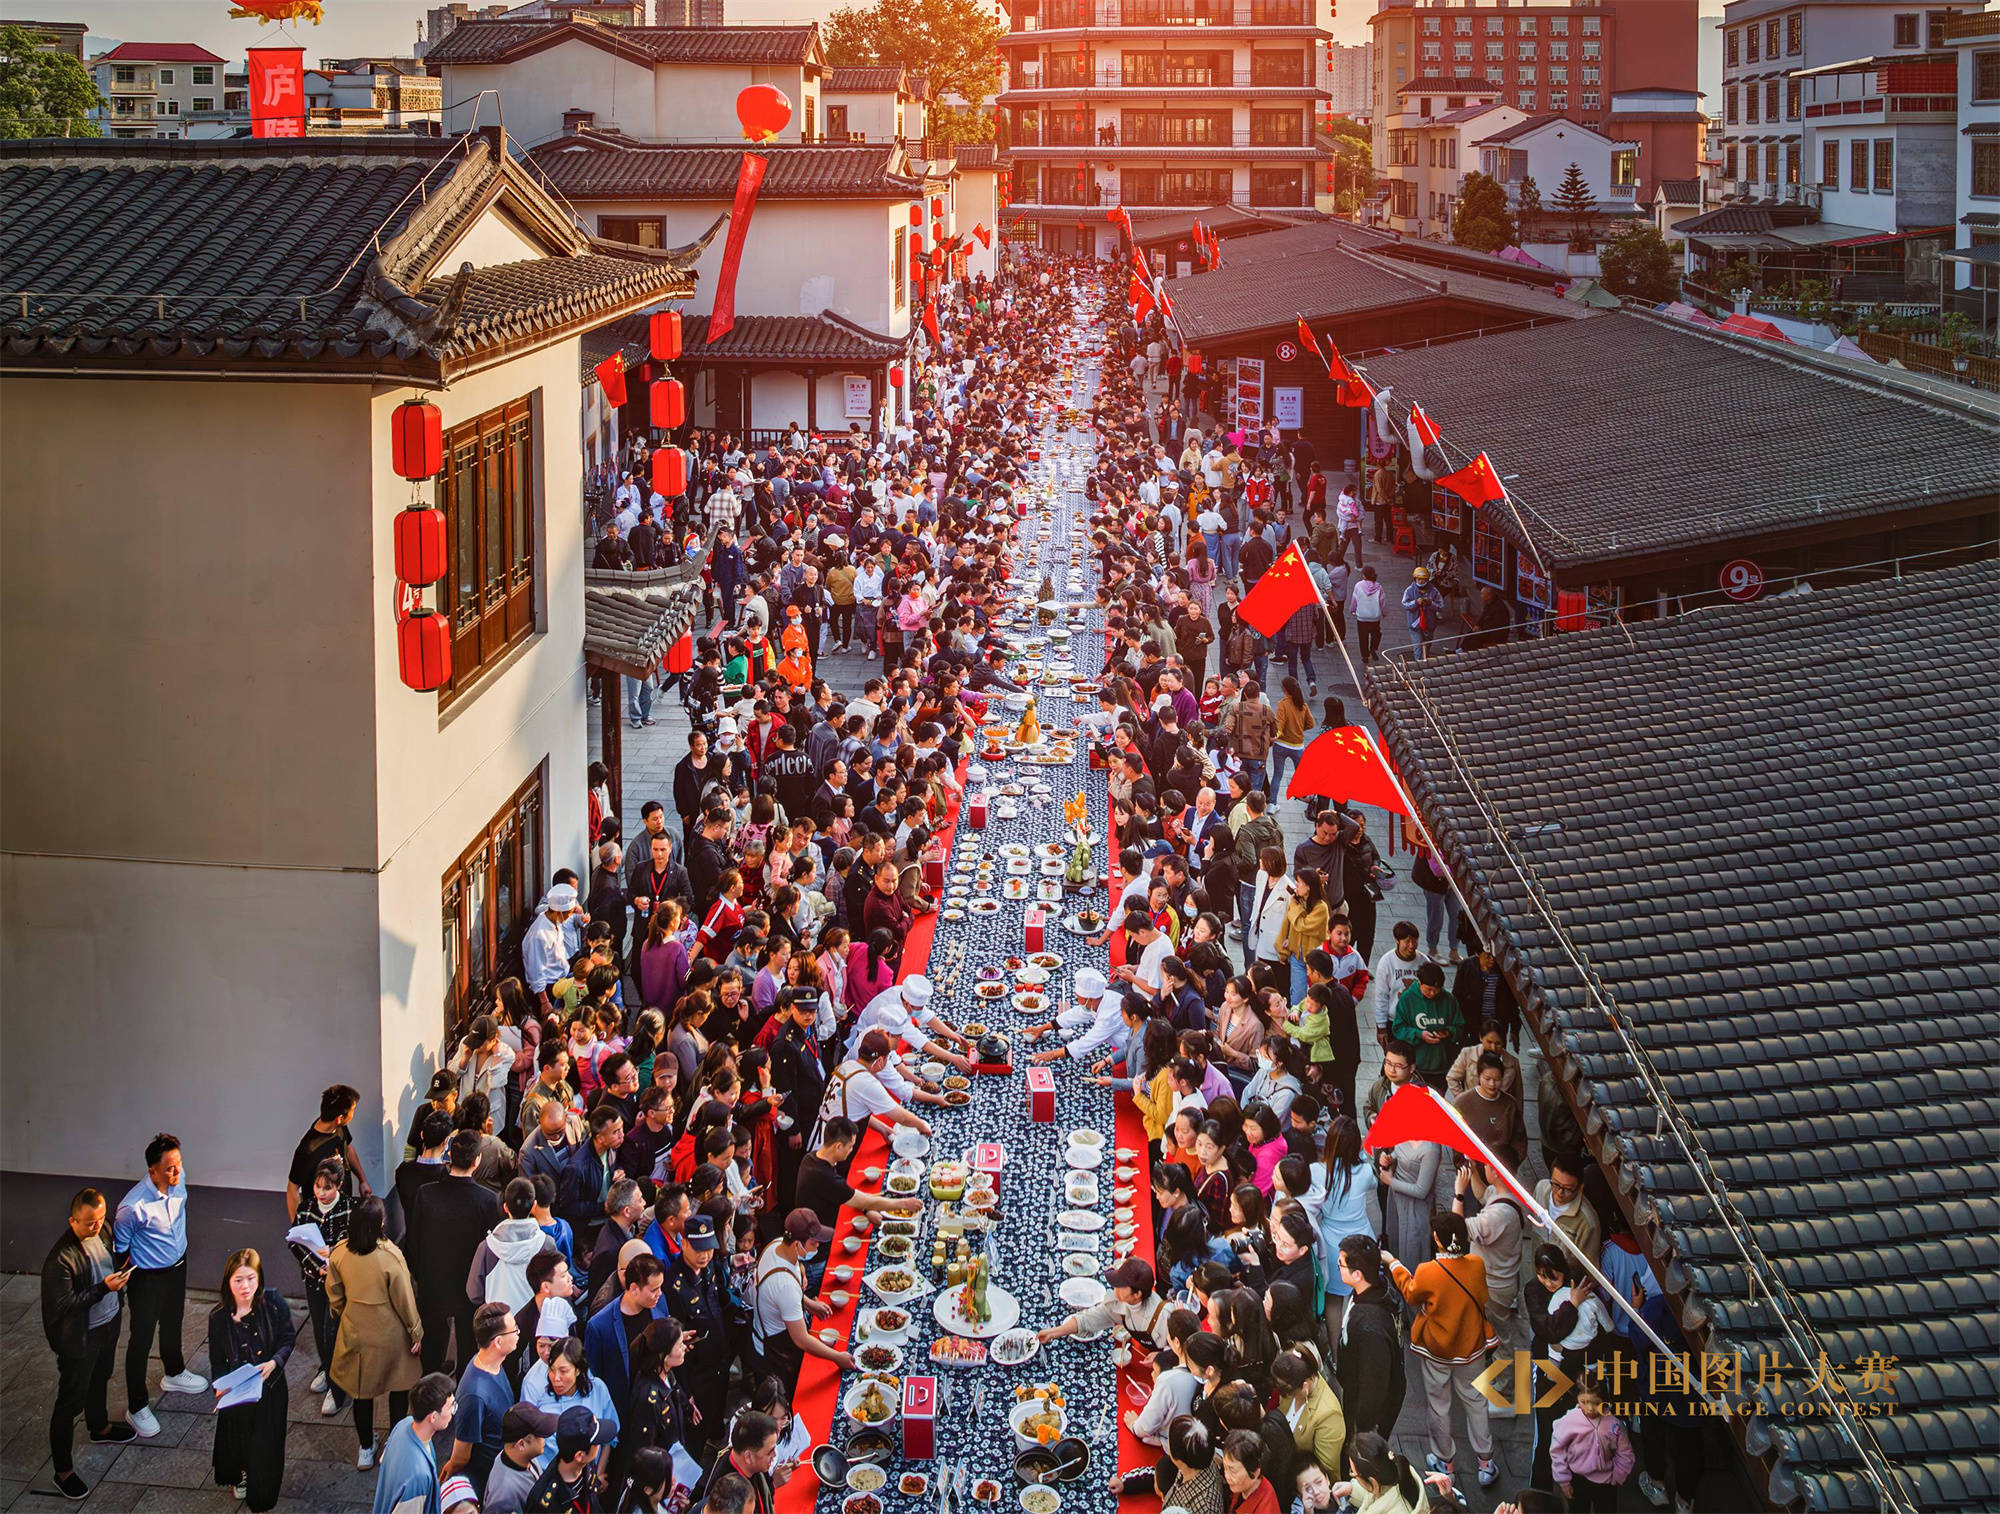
[
  {"left": 1295, "top": 316, "right": 1322, "bottom": 363},
  {"left": 1128, "top": 277, "right": 1154, "bottom": 321},
  {"left": 1408, "top": 404, "right": 1443, "bottom": 451},
  {"left": 1286, "top": 726, "right": 1409, "bottom": 816},
  {"left": 973, "top": 223, "right": 992, "bottom": 249},
  {"left": 1436, "top": 451, "right": 1508, "bottom": 510},
  {"left": 923, "top": 297, "right": 941, "bottom": 343},
  {"left": 1325, "top": 339, "right": 1357, "bottom": 385},
  {"left": 1336, "top": 373, "right": 1376, "bottom": 408},
  {"left": 1234, "top": 541, "right": 1319, "bottom": 636},
  {"left": 594, "top": 352, "right": 628, "bottom": 407},
  {"left": 1131, "top": 247, "right": 1150, "bottom": 285},
  {"left": 1365, "top": 1085, "right": 1547, "bottom": 1217},
  {"left": 708, "top": 153, "right": 769, "bottom": 343},
  {"left": 248, "top": 47, "right": 305, "bottom": 138}
]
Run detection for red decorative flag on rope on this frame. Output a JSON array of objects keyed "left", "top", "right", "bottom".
[
  {"left": 1234, "top": 541, "right": 1319, "bottom": 636},
  {"left": 972, "top": 223, "right": 991, "bottom": 248},
  {"left": 1286, "top": 726, "right": 1410, "bottom": 815},
  {"left": 922, "top": 297, "right": 941, "bottom": 343},
  {"left": 1295, "top": 316, "right": 1323, "bottom": 364},
  {"left": 1336, "top": 372, "right": 1376, "bottom": 408},
  {"left": 593, "top": 352, "right": 628, "bottom": 407},
  {"left": 708, "top": 153, "right": 769, "bottom": 343},
  {"left": 1131, "top": 247, "right": 1150, "bottom": 287},
  {"left": 1435, "top": 451, "right": 1508, "bottom": 509},
  {"left": 1128, "top": 276, "right": 1155, "bottom": 321},
  {"left": 1324, "top": 339, "right": 1359, "bottom": 386},
  {"left": 1408, "top": 404, "right": 1443, "bottom": 451},
  {"left": 1365, "top": 1085, "right": 1548, "bottom": 1217}
]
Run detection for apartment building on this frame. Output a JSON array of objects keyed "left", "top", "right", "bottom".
[
  {"left": 995, "top": 0, "right": 1334, "bottom": 256},
  {"left": 657, "top": 0, "right": 728, "bottom": 24},
  {"left": 1, "top": 16, "right": 87, "bottom": 59},
  {"left": 1714, "top": 0, "right": 1981, "bottom": 202},
  {"left": 1325, "top": 40, "right": 1374, "bottom": 119},
  {"left": 1942, "top": 8, "right": 1998, "bottom": 306},
  {"left": 89, "top": 43, "right": 231, "bottom": 139}
]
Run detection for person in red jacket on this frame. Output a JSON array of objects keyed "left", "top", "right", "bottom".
[{"left": 1220, "top": 1429, "right": 1281, "bottom": 1514}]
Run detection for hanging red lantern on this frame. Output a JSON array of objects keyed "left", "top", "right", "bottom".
[
  {"left": 911, "top": 232, "right": 924, "bottom": 257},
  {"left": 910, "top": 204, "right": 923, "bottom": 226},
  {"left": 650, "top": 378, "right": 686, "bottom": 430},
  {"left": 391, "top": 397, "right": 443, "bottom": 481},
  {"left": 651, "top": 446, "right": 687, "bottom": 498},
  {"left": 393, "top": 505, "right": 447, "bottom": 586},
  {"left": 931, "top": 195, "right": 944, "bottom": 216},
  {"left": 735, "top": 84, "right": 793, "bottom": 141},
  {"left": 890, "top": 364, "right": 906, "bottom": 387},
  {"left": 649, "top": 309, "right": 683, "bottom": 361},
  {"left": 398, "top": 608, "right": 451, "bottom": 692},
  {"left": 663, "top": 631, "right": 695, "bottom": 675}
]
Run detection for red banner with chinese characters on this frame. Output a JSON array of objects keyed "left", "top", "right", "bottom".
[{"left": 248, "top": 47, "right": 306, "bottom": 138}]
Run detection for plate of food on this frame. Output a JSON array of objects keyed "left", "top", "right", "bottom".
[
  {"left": 1003, "top": 878, "right": 1030, "bottom": 901},
  {"left": 977, "top": 965, "right": 1006, "bottom": 981},
  {"left": 884, "top": 1173, "right": 921, "bottom": 1197},
  {"left": 932, "top": 1280, "right": 1021, "bottom": 1339},
  {"left": 847, "top": 1464, "right": 889, "bottom": 1492},
  {"left": 1061, "top": 1253, "right": 1098, "bottom": 1278},
  {"left": 929, "top": 1335, "right": 988, "bottom": 1368},
  {"left": 1014, "top": 964, "right": 1051, "bottom": 986},
  {"left": 1036, "top": 880, "right": 1063, "bottom": 903},
  {"left": 1055, "top": 1231, "right": 1099, "bottom": 1254},
  {"left": 974, "top": 981, "right": 1010, "bottom": 1000},
  {"left": 1058, "top": 1277, "right": 1105, "bottom": 1308},
  {"left": 1028, "top": 953, "right": 1064, "bottom": 971},
  {"left": 970, "top": 900, "right": 1002, "bottom": 916},
  {"left": 971, "top": 1481, "right": 1004, "bottom": 1506},
  {"left": 943, "top": 1075, "right": 971, "bottom": 1090},
  {"left": 1063, "top": 1174, "right": 1098, "bottom": 1206},
  {"left": 874, "top": 1236, "right": 914, "bottom": 1263},
  {"left": 1020, "top": 1487, "right": 1062, "bottom": 1514},
  {"left": 991, "top": 1326, "right": 1041, "bottom": 1366},
  {"left": 1063, "top": 1145, "right": 1103, "bottom": 1170},
  {"left": 854, "top": 1341, "right": 905, "bottom": 1373},
  {"left": 1062, "top": 910, "right": 1104, "bottom": 936},
  {"left": 941, "top": 909, "right": 966, "bottom": 922},
  {"left": 844, "top": 1496, "right": 883, "bottom": 1514},
  {"left": 843, "top": 1380, "right": 899, "bottom": 1427},
  {"left": 1005, "top": 858, "right": 1034, "bottom": 876},
  {"left": 1011, "top": 990, "right": 1047, "bottom": 1014},
  {"left": 996, "top": 843, "right": 1032, "bottom": 859},
  {"left": 1068, "top": 1130, "right": 1105, "bottom": 1150},
  {"left": 945, "top": 1089, "right": 972, "bottom": 1107},
  {"left": 863, "top": 1305, "right": 912, "bottom": 1340},
  {"left": 865, "top": 1266, "right": 925, "bottom": 1305},
  {"left": 1057, "top": 1210, "right": 1104, "bottom": 1232},
  {"left": 899, "top": 1474, "right": 931, "bottom": 1497}
]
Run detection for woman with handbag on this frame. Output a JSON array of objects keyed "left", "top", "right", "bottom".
[{"left": 1382, "top": 1212, "right": 1498, "bottom": 1490}]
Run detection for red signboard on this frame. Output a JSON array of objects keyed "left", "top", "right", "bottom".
[
  {"left": 1719, "top": 558, "right": 1765, "bottom": 601},
  {"left": 1275, "top": 340, "right": 1299, "bottom": 362},
  {"left": 248, "top": 47, "right": 306, "bottom": 137}
]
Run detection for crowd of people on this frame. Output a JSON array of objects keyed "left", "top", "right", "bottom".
[{"left": 40, "top": 253, "right": 1696, "bottom": 1514}]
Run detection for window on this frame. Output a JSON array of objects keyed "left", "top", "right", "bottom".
[
  {"left": 1582, "top": 16, "right": 1600, "bottom": 36},
  {"left": 157, "top": 99, "right": 178, "bottom": 115},
  {"left": 1725, "top": 142, "right": 1738, "bottom": 178},
  {"left": 1726, "top": 28, "right": 1738, "bottom": 65},
  {"left": 1453, "top": 16, "right": 1471, "bottom": 35},
  {"left": 1747, "top": 24, "right": 1759, "bottom": 60},
  {"left": 1421, "top": 15, "right": 1440, "bottom": 35},
  {"left": 1873, "top": 138, "right": 1893, "bottom": 192},
  {"left": 1453, "top": 41, "right": 1471, "bottom": 60},
  {"left": 158, "top": 67, "right": 174, "bottom": 84},
  {"left": 1851, "top": 138, "right": 1869, "bottom": 190},
  {"left": 894, "top": 226, "right": 907, "bottom": 305},
  {"left": 112, "top": 64, "right": 136, "bottom": 83},
  {"left": 1121, "top": 109, "right": 1230, "bottom": 144},
  {"left": 1928, "top": 10, "right": 1951, "bottom": 47},
  {"left": 1448, "top": 138, "right": 1457, "bottom": 168},
  {"left": 1159, "top": 50, "right": 1228, "bottom": 84},
  {"left": 1428, "top": 136, "right": 1438, "bottom": 166},
  {"left": 1975, "top": 140, "right": 2000, "bottom": 197},
  {"left": 1786, "top": 79, "right": 1800, "bottom": 118},
  {"left": 1582, "top": 41, "right": 1600, "bottom": 60},
  {"left": 1549, "top": 16, "right": 1568, "bottom": 35},
  {"left": 599, "top": 216, "right": 666, "bottom": 247},
  {"left": 1486, "top": 41, "right": 1503, "bottom": 61},
  {"left": 1519, "top": 16, "right": 1536, "bottom": 35},
  {"left": 1250, "top": 50, "right": 1306, "bottom": 83},
  {"left": 1249, "top": 108, "right": 1304, "bottom": 145},
  {"left": 1550, "top": 40, "right": 1567, "bottom": 60},
  {"left": 1765, "top": 143, "right": 1779, "bottom": 181},
  {"left": 1123, "top": 168, "right": 1232, "bottom": 204},
  {"left": 441, "top": 396, "right": 537, "bottom": 701},
  {"left": 1388, "top": 128, "right": 1419, "bottom": 165},
  {"left": 1518, "top": 40, "right": 1537, "bottom": 60},
  {"left": 1582, "top": 65, "right": 1600, "bottom": 84},
  {"left": 1786, "top": 142, "right": 1800, "bottom": 184},
  {"left": 1745, "top": 86, "right": 1759, "bottom": 121},
  {"left": 1822, "top": 138, "right": 1839, "bottom": 186},
  {"left": 192, "top": 96, "right": 214, "bottom": 111},
  {"left": 1550, "top": 65, "right": 1568, "bottom": 85},
  {"left": 1249, "top": 166, "right": 1305, "bottom": 206},
  {"left": 194, "top": 65, "right": 214, "bottom": 84},
  {"left": 1485, "top": 16, "right": 1504, "bottom": 34},
  {"left": 1743, "top": 143, "right": 1757, "bottom": 181},
  {"left": 441, "top": 767, "right": 544, "bottom": 1035},
  {"left": 1421, "top": 41, "right": 1441, "bottom": 61},
  {"left": 1975, "top": 51, "right": 2000, "bottom": 101},
  {"left": 827, "top": 104, "right": 848, "bottom": 138},
  {"left": 1550, "top": 89, "right": 1567, "bottom": 111},
  {"left": 1519, "top": 91, "right": 1535, "bottom": 110},
  {"left": 1581, "top": 89, "right": 1600, "bottom": 110},
  {"left": 1726, "top": 86, "right": 1738, "bottom": 123},
  {"left": 1765, "top": 80, "right": 1778, "bottom": 118},
  {"left": 1453, "top": 64, "right": 1472, "bottom": 78},
  {"left": 1519, "top": 66, "right": 1536, "bottom": 84},
  {"left": 1786, "top": 14, "right": 1802, "bottom": 54},
  {"left": 1893, "top": 14, "right": 1918, "bottom": 46}
]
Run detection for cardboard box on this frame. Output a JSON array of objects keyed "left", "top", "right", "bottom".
[
  {"left": 1026, "top": 1065, "right": 1056, "bottom": 1122},
  {"left": 903, "top": 1376, "right": 936, "bottom": 1459}
]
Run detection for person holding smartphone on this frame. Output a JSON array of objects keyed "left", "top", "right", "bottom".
[{"left": 41, "top": 1187, "right": 136, "bottom": 1500}]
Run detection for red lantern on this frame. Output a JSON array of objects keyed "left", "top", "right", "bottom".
[
  {"left": 649, "top": 310, "right": 683, "bottom": 361},
  {"left": 910, "top": 204, "right": 923, "bottom": 226},
  {"left": 651, "top": 447, "right": 687, "bottom": 498},
  {"left": 911, "top": 232, "right": 924, "bottom": 257},
  {"left": 398, "top": 608, "right": 451, "bottom": 692},
  {"left": 931, "top": 195, "right": 944, "bottom": 216},
  {"left": 393, "top": 505, "right": 447, "bottom": 586},
  {"left": 650, "top": 378, "right": 686, "bottom": 430},
  {"left": 391, "top": 397, "right": 442, "bottom": 481},
  {"left": 890, "top": 364, "right": 906, "bottom": 387},
  {"left": 735, "top": 84, "right": 793, "bottom": 141},
  {"left": 664, "top": 631, "right": 695, "bottom": 674}
]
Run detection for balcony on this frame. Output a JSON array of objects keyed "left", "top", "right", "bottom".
[
  {"left": 1003, "top": 66, "right": 1323, "bottom": 94},
  {"left": 1006, "top": 0, "right": 1315, "bottom": 31},
  {"left": 1008, "top": 129, "right": 1314, "bottom": 152},
  {"left": 107, "top": 75, "right": 154, "bottom": 95}
]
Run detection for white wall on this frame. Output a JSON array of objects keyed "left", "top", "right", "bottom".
[
  {"left": 442, "top": 43, "right": 658, "bottom": 143},
  {"left": 656, "top": 62, "right": 813, "bottom": 142},
  {"left": 446, "top": 209, "right": 556, "bottom": 269},
  {"left": 959, "top": 166, "right": 1000, "bottom": 281},
  {"left": 1955, "top": 33, "right": 2000, "bottom": 288},
  {"left": 581, "top": 196, "right": 908, "bottom": 334},
  {"left": 824, "top": 89, "right": 901, "bottom": 141}
]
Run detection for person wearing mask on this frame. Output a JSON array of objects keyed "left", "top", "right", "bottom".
[
  {"left": 1383, "top": 1212, "right": 1497, "bottom": 1488},
  {"left": 287, "top": 1157, "right": 354, "bottom": 1416},
  {"left": 752, "top": 1209, "right": 853, "bottom": 1389},
  {"left": 114, "top": 1133, "right": 207, "bottom": 1436},
  {"left": 370, "top": 1372, "right": 458, "bottom": 1514},
  {"left": 1330, "top": 1432, "right": 1425, "bottom": 1514},
  {"left": 41, "top": 1188, "right": 134, "bottom": 1500},
  {"left": 410, "top": 1131, "right": 503, "bottom": 1375}
]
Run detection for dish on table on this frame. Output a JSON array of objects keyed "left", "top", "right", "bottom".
[
  {"left": 863, "top": 1306, "right": 911, "bottom": 1338},
  {"left": 899, "top": 1474, "right": 931, "bottom": 1497},
  {"left": 855, "top": 1342, "right": 904, "bottom": 1372},
  {"left": 845, "top": 1496, "right": 883, "bottom": 1514},
  {"left": 1027, "top": 953, "right": 1063, "bottom": 971},
  {"left": 991, "top": 1327, "right": 1040, "bottom": 1366},
  {"left": 847, "top": 1464, "right": 888, "bottom": 1492},
  {"left": 864, "top": 1266, "right": 924, "bottom": 1304},
  {"left": 1068, "top": 1129, "right": 1105, "bottom": 1149},
  {"left": 1058, "top": 1277, "right": 1106, "bottom": 1308},
  {"left": 929, "top": 1335, "right": 988, "bottom": 1366},
  {"left": 1057, "top": 1209, "right": 1104, "bottom": 1232},
  {"left": 972, "top": 1481, "right": 1004, "bottom": 1505},
  {"left": 843, "top": 1380, "right": 898, "bottom": 1426},
  {"left": 1011, "top": 991, "right": 1047, "bottom": 1014},
  {"left": 970, "top": 900, "right": 1003, "bottom": 915},
  {"left": 1063, "top": 1146, "right": 1103, "bottom": 1170},
  {"left": 847, "top": 1428, "right": 896, "bottom": 1463},
  {"left": 974, "top": 981, "right": 1009, "bottom": 1000},
  {"left": 1014, "top": 965, "right": 1051, "bottom": 986},
  {"left": 1061, "top": 1253, "right": 1097, "bottom": 1277},
  {"left": 874, "top": 1236, "right": 914, "bottom": 1262},
  {"left": 943, "top": 1075, "right": 971, "bottom": 1090},
  {"left": 945, "top": 1089, "right": 972, "bottom": 1107},
  {"left": 1021, "top": 1486, "right": 1062, "bottom": 1514},
  {"left": 885, "top": 1174, "right": 921, "bottom": 1196}
]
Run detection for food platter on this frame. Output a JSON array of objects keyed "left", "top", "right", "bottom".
[
  {"left": 991, "top": 1326, "right": 1041, "bottom": 1366},
  {"left": 1057, "top": 1277, "right": 1105, "bottom": 1308},
  {"left": 864, "top": 1265, "right": 927, "bottom": 1305},
  {"left": 932, "top": 1281, "right": 1022, "bottom": 1339},
  {"left": 861, "top": 1305, "right": 913, "bottom": 1340},
  {"left": 1056, "top": 1209, "right": 1104, "bottom": 1232}
]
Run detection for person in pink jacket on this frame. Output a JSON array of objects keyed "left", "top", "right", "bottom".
[{"left": 1549, "top": 1380, "right": 1635, "bottom": 1512}]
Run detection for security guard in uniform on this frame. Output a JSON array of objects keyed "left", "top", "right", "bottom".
[{"left": 659, "top": 1213, "right": 733, "bottom": 1459}]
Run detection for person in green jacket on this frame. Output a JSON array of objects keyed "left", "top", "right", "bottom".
[{"left": 1390, "top": 962, "right": 1464, "bottom": 1081}]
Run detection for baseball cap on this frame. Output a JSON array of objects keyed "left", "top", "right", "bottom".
[
  {"left": 784, "top": 1207, "right": 835, "bottom": 1247},
  {"left": 684, "top": 1214, "right": 721, "bottom": 1251},
  {"left": 556, "top": 1405, "right": 600, "bottom": 1456},
  {"left": 1107, "top": 1257, "right": 1155, "bottom": 1294},
  {"left": 1074, "top": 968, "right": 1109, "bottom": 1000},
  {"left": 502, "top": 1403, "right": 559, "bottom": 1441},
  {"left": 902, "top": 975, "right": 935, "bottom": 1008},
  {"left": 545, "top": 883, "right": 580, "bottom": 912}
]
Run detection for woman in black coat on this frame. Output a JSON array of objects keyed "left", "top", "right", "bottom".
[
  {"left": 613, "top": 1319, "right": 695, "bottom": 1496},
  {"left": 1332, "top": 1235, "right": 1405, "bottom": 1474},
  {"left": 207, "top": 1249, "right": 295, "bottom": 1511}
]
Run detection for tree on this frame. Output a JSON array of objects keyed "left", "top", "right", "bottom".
[
  {"left": 1552, "top": 161, "right": 1595, "bottom": 251},
  {"left": 1451, "top": 170, "right": 1515, "bottom": 253},
  {"left": 824, "top": 0, "right": 1005, "bottom": 140},
  {"left": 1516, "top": 175, "right": 1541, "bottom": 215},
  {"left": 1597, "top": 224, "right": 1678, "bottom": 304},
  {"left": 0, "top": 24, "right": 103, "bottom": 138}
]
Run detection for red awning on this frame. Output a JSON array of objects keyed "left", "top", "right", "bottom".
[{"left": 1721, "top": 313, "right": 1793, "bottom": 343}]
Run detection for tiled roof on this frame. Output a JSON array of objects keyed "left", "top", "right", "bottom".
[
  {"left": 951, "top": 143, "right": 997, "bottom": 168},
  {"left": 585, "top": 553, "right": 710, "bottom": 679},
  {"left": 1398, "top": 73, "right": 1504, "bottom": 94},
  {"left": 1656, "top": 177, "right": 1702, "bottom": 203},
  {"left": 0, "top": 136, "right": 698, "bottom": 379},
  {"left": 1677, "top": 201, "right": 1818, "bottom": 235},
  {"left": 97, "top": 42, "right": 227, "bottom": 63},
  {"left": 1164, "top": 230, "right": 1585, "bottom": 342},
  {"left": 1432, "top": 102, "right": 1507, "bottom": 126},
  {"left": 680, "top": 311, "right": 910, "bottom": 361},
  {"left": 1476, "top": 112, "right": 1575, "bottom": 144},
  {"left": 424, "top": 19, "right": 819, "bottom": 67},
  {"left": 1356, "top": 312, "right": 2000, "bottom": 572},
  {"left": 1131, "top": 204, "right": 1288, "bottom": 244},
  {"left": 827, "top": 65, "right": 906, "bottom": 92},
  {"left": 1365, "top": 561, "right": 2000, "bottom": 1514},
  {"left": 525, "top": 136, "right": 925, "bottom": 201}
]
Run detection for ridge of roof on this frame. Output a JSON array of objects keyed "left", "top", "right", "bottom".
[
  {"left": 525, "top": 135, "right": 926, "bottom": 201},
  {"left": 424, "top": 18, "right": 819, "bottom": 68},
  {"left": 97, "top": 42, "right": 228, "bottom": 63}
]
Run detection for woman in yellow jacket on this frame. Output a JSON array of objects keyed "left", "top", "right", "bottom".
[
  {"left": 1274, "top": 867, "right": 1331, "bottom": 1005},
  {"left": 1384, "top": 1212, "right": 1498, "bottom": 1489},
  {"left": 1268, "top": 676, "right": 1315, "bottom": 798},
  {"left": 1273, "top": 1349, "right": 1346, "bottom": 1481},
  {"left": 1124, "top": 1019, "right": 1181, "bottom": 1150}
]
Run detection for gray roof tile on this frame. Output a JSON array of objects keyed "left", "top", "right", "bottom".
[{"left": 526, "top": 136, "right": 927, "bottom": 201}]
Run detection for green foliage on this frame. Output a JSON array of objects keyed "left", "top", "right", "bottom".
[
  {"left": 1714, "top": 257, "right": 1757, "bottom": 297},
  {"left": 929, "top": 104, "right": 993, "bottom": 146},
  {"left": 1551, "top": 161, "right": 1595, "bottom": 250},
  {"left": 0, "top": 24, "right": 103, "bottom": 138},
  {"left": 1516, "top": 175, "right": 1541, "bottom": 214},
  {"left": 1452, "top": 170, "right": 1515, "bottom": 253},
  {"left": 824, "top": 0, "right": 1006, "bottom": 119},
  {"left": 1597, "top": 224, "right": 1678, "bottom": 304}
]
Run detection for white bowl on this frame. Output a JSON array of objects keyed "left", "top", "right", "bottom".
[
  {"left": 1068, "top": 1129, "right": 1105, "bottom": 1149},
  {"left": 844, "top": 1380, "right": 901, "bottom": 1428},
  {"left": 1020, "top": 1488, "right": 1063, "bottom": 1514},
  {"left": 1008, "top": 1398, "right": 1068, "bottom": 1451}
]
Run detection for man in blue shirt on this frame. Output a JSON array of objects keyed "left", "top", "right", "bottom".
[
  {"left": 372, "top": 1372, "right": 457, "bottom": 1514},
  {"left": 440, "top": 1303, "right": 518, "bottom": 1490},
  {"left": 113, "top": 1133, "right": 206, "bottom": 1436}
]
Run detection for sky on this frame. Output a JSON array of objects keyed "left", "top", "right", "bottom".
[{"left": 44, "top": 0, "right": 1725, "bottom": 99}]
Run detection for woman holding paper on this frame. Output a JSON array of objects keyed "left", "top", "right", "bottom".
[{"left": 206, "top": 1248, "right": 295, "bottom": 1510}]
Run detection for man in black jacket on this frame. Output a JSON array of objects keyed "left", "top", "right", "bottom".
[
  {"left": 1291, "top": 808, "right": 1357, "bottom": 916},
  {"left": 42, "top": 1189, "right": 135, "bottom": 1498},
  {"left": 687, "top": 807, "right": 733, "bottom": 915},
  {"left": 762, "top": 723, "right": 817, "bottom": 821},
  {"left": 408, "top": 1132, "right": 501, "bottom": 1374}
]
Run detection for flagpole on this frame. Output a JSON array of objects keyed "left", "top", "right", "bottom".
[{"left": 1410, "top": 1088, "right": 1725, "bottom": 1417}]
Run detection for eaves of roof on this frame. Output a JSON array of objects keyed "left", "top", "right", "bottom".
[{"left": 524, "top": 137, "right": 926, "bottom": 201}]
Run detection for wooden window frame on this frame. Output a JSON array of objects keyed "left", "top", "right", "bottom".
[
  {"left": 441, "top": 764, "right": 546, "bottom": 1037},
  {"left": 441, "top": 395, "right": 538, "bottom": 705},
  {"left": 600, "top": 216, "right": 667, "bottom": 248}
]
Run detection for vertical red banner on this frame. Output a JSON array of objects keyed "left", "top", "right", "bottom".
[
  {"left": 248, "top": 47, "right": 306, "bottom": 137},
  {"left": 707, "top": 153, "right": 768, "bottom": 344}
]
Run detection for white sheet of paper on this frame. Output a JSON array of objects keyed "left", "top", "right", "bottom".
[
  {"left": 670, "top": 1441, "right": 704, "bottom": 1493},
  {"left": 284, "top": 1222, "right": 327, "bottom": 1253},
  {"left": 212, "top": 1362, "right": 264, "bottom": 1409}
]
